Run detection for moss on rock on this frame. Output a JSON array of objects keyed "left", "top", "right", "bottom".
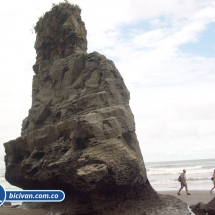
[{"left": 34, "top": 1, "right": 87, "bottom": 63}]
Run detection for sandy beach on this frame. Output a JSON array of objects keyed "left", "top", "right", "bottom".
[
  {"left": 159, "top": 190, "right": 214, "bottom": 206},
  {"left": 0, "top": 190, "right": 214, "bottom": 214},
  {"left": 0, "top": 207, "right": 47, "bottom": 215}
]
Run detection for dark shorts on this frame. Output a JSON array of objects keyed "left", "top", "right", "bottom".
[{"left": 181, "top": 182, "right": 186, "bottom": 188}]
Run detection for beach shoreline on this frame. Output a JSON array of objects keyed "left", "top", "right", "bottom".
[
  {"left": 158, "top": 189, "right": 214, "bottom": 206},
  {"left": 0, "top": 190, "right": 214, "bottom": 215}
]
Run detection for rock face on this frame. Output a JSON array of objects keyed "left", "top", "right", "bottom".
[
  {"left": 4, "top": 2, "right": 190, "bottom": 215},
  {"left": 6, "top": 48, "right": 147, "bottom": 193},
  {"left": 5, "top": 0, "right": 149, "bottom": 204},
  {"left": 33, "top": 2, "right": 87, "bottom": 64}
]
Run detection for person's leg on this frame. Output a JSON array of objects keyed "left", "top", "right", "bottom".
[
  {"left": 178, "top": 183, "right": 184, "bottom": 194},
  {"left": 184, "top": 184, "right": 191, "bottom": 195},
  {"left": 210, "top": 183, "right": 215, "bottom": 193}
]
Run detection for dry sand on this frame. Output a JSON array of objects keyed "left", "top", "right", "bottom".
[
  {"left": 0, "top": 190, "right": 214, "bottom": 215},
  {"left": 158, "top": 189, "right": 214, "bottom": 206}
]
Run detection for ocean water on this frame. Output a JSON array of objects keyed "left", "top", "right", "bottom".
[
  {"left": 145, "top": 158, "right": 215, "bottom": 191},
  {"left": 0, "top": 158, "right": 214, "bottom": 192}
]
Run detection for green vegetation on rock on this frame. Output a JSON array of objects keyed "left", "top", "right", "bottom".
[
  {"left": 35, "top": 1, "right": 81, "bottom": 33},
  {"left": 33, "top": 0, "right": 87, "bottom": 63}
]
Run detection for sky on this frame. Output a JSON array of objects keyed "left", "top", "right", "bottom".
[{"left": 0, "top": 0, "right": 215, "bottom": 168}]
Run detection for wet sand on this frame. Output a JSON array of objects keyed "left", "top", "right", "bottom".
[{"left": 0, "top": 207, "right": 46, "bottom": 215}]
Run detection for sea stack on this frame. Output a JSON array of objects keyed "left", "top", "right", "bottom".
[{"left": 4, "top": 2, "right": 189, "bottom": 214}]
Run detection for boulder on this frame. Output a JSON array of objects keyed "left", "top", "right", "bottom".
[{"left": 190, "top": 197, "right": 215, "bottom": 215}]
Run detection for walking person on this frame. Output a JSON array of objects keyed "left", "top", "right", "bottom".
[
  {"left": 210, "top": 169, "right": 215, "bottom": 194},
  {"left": 177, "top": 169, "right": 191, "bottom": 195}
]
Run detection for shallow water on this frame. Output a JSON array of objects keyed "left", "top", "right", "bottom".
[{"left": 145, "top": 158, "right": 215, "bottom": 191}]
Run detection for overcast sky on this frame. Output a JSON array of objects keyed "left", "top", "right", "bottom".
[{"left": 0, "top": 0, "right": 215, "bottom": 168}]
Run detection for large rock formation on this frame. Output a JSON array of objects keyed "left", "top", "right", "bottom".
[{"left": 4, "top": 2, "right": 190, "bottom": 214}]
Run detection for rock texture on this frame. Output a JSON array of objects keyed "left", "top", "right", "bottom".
[
  {"left": 4, "top": 2, "right": 191, "bottom": 215},
  {"left": 5, "top": 50, "right": 147, "bottom": 193},
  {"left": 190, "top": 197, "right": 215, "bottom": 215},
  {"left": 33, "top": 2, "right": 87, "bottom": 64}
]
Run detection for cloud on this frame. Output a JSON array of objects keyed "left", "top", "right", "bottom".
[
  {"left": 177, "top": 103, "right": 215, "bottom": 120},
  {"left": 0, "top": 0, "right": 215, "bottom": 167},
  {"left": 83, "top": 0, "right": 215, "bottom": 91}
]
